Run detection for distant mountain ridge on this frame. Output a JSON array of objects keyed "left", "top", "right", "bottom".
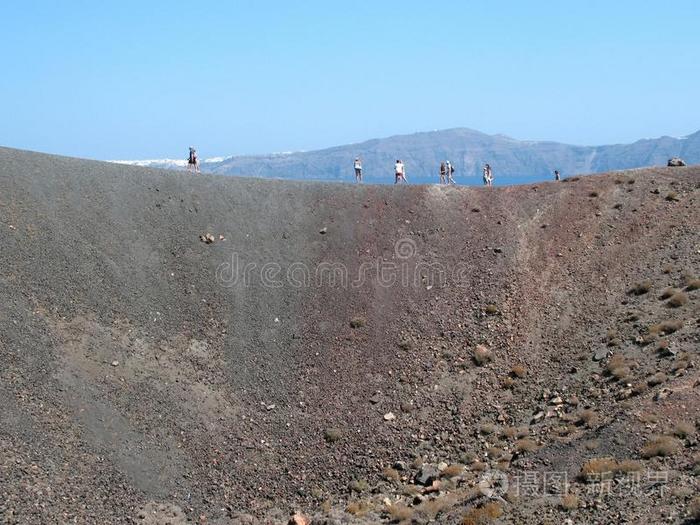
[{"left": 113, "top": 128, "right": 700, "bottom": 184}]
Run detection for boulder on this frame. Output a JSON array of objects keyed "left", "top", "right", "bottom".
[
  {"left": 415, "top": 465, "right": 439, "bottom": 486},
  {"left": 667, "top": 157, "right": 687, "bottom": 167}
]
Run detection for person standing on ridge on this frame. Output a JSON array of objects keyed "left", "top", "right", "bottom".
[
  {"left": 483, "top": 163, "right": 493, "bottom": 186},
  {"left": 188, "top": 147, "right": 200, "bottom": 173},
  {"left": 439, "top": 161, "right": 447, "bottom": 184},
  {"left": 446, "top": 160, "right": 456, "bottom": 184},
  {"left": 354, "top": 157, "right": 363, "bottom": 182},
  {"left": 554, "top": 169, "right": 561, "bottom": 181},
  {"left": 395, "top": 160, "right": 407, "bottom": 184}
]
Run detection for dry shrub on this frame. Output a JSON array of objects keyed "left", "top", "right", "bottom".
[
  {"left": 515, "top": 438, "right": 538, "bottom": 453},
  {"left": 580, "top": 458, "right": 618, "bottom": 481},
  {"left": 349, "top": 316, "right": 367, "bottom": 328},
  {"left": 479, "top": 423, "right": 498, "bottom": 435},
  {"left": 589, "top": 191, "right": 599, "bottom": 197},
  {"left": 397, "top": 338, "right": 415, "bottom": 351},
  {"left": 612, "top": 366, "right": 632, "bottom": 381},
  {"left": 617, "top": 460, "right": 643, "bottom": 473},
  {"left": 510, "top": 365, "right": 527, "bottom": 378},
  {"left": 690, "top": 497, "right": 700, "bottom": 521},
  {"left": 484, "top": 304, "right": 499, "bottom": 315},
  {"left": 349, "top": 479, "right": 369, "bottom": 493},
  {"left": 501, "top": 376, "right": 515, "bottom": 389},
  {"left": 383, "top": 467, "right": 400, "bottom": 482},
  {"left": 605, "top": 354, "right": 627, "bottom": 375},
  {"left": 402, "top": 484, "right": 421, "bottom": 497},
  {"left": 495, "top": 460, "right": 510, "bottom": 471},
  {"left": 470, "top": 461, "right": 488, "bottom": 472},
  {"left": 461, "top": 502, "right": 503, "bottom": 525},
  {"left": 641, "top": 435, "right": 682, "bottom": 458},
  {"left": 386, "top": 502, "right": 414, "bottom": 523},
  {"left": 418, "top": 494, "right": 456, "bottom": 519},
  {"left": 346, "top": 500, "right": 372, "bottom": 516},
  {"left": 631, "top": 381, "right": 649, "bottom": 396},
  {"left": 580, "top": 457, "right": 642, "bottom": 481},
  {"left": 630, "top": 280, "right": 652, "bottom": 295},
  {"left": 502, "top": 426, "right": 518, "bottom": 439},
  {"left": 660, "top": 287, "right": 678, "bottom": 300},
  {"left": 649, "top": 320, "right": 683, "bottom": 335},
  {"left": 577, "top": 409, "right": 598, "bottom": 428},
  {"left": 441, "top": 463, "right": 464, "bottom": 478},
  {"left": 486, "top": 446, "right": 504, "bottom": 460},
  {"left": 606, "top": 329, "right": 621, "bottom": 346},
  {"left": 560, "top": 494, "right": 579, "bottom": 510},
  {"left": 584, "top": 440, "right": 600, "bottom": 451},
  {"left": 686, "top": 278, "right": 700, "bottom": 291},
  {"left": 647, "top": 372, "right": 667, "bottom": 386},
  {"left": 666, "top": 192, "right": 680, "bottom": 202},
  {"left": 671, "top": 354, "right": 691, "bottom": 373},
  {"left": 673, "top": 421, "right": 695, "bottom": 439},
  {"left": 473, "top": 345, "right": 492, "bottom": 366},
  {"left": 662, "top": 264, "right": 674, "bottom": 274},
  {"left": 656, "top": 339, "right": 670, "bottom": 354},
  {"left": 667, "top": 292, "right": 689, "bottom": 308},
  {"left": 638, "top": 412, "right": 659, "bottom": 424},
  {"left": 324, "top": 428, "right": 342, "bottom": 443}
]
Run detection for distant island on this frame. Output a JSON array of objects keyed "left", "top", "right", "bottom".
[{"left": 113, "top": 127, "right": 699, "bottom": 185}]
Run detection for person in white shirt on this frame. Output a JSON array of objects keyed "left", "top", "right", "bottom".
[
  {"left": 483, "top": 164, "right": 493, "bottom": 186},
  {"left": 446, "top": 161, "right": 456, "bottom": 184},
  {"left": 354, "top": 158, "right": 363, "bottom": 182},
  {"left": 394, "top": 160, "right": 407, "bottom": 184}
]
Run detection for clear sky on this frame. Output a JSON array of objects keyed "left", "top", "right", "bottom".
[{"left": 2, "top": 1, "right": 699, "bottom": 159}]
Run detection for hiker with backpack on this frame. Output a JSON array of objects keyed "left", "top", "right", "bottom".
[
  {"left": 439, "top": 161, "right": 447, "bottom": 184},
  {"left": 354, "top": 157, "right": 363, "bottom": 182},
  {"left": 395, "top": 160, "right": 407, "bottom": 184},
  {"left": 188, "top": 147, "right": 200, "bottom": 173},
  {"left": 446, "top": 161, "right": 456, "bottom": 185}
]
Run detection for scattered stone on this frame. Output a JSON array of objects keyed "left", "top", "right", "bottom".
[
  {"left": 593, "top": 348, "right": 609, "bottom": 361},
  {"left": 531, "top": 411, "right": 545, "bottom": 424},
  {"left": 383, "top": 412, "right": 396, "bottom": 421},
  {"left": 493, "top": 247, "right": 503, "bottom": 253},
  {"left": 393, "top": 461, "right": 408, "bottom": 471},
  {"left": 111, "top": 360, "right": 119, "bottom": 367},
  {"left": 654, "top": 388, "right": 672, "bottom": 401},
  {"left": 199, "top": 233, "right": 215, "bottom": 244},
  {"left": 319, "top": 227, "right": 327, "bottom": 234},
  {"left": 369, "top": 392, "right": 382, "bottom": 405},
  {"left": 423, "top": 479, "right": 442, "bottom": 494},
  {"left": 415, "top": 465, "right": 439, "bottom": 486},
  {"left": 437, "top": 461, "right": 448, "bottom": 472},
  {"left": 288, "top": 513, "right": 310, "bottom": 525},
  {"left": 266, "top": 404, "right": 276, "bottom": 411}
]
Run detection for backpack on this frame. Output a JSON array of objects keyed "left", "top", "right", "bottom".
[{"left": 450, "top": 165, "right": 455, "bottom": 174}]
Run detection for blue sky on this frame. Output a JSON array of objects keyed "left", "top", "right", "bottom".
[{"left": 2, "top": 1, "right": 699, "bottom": 159}]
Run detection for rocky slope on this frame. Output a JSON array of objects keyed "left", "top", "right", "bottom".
[{"left": 0, "top": 146, "right": 698, "bottom": 524}]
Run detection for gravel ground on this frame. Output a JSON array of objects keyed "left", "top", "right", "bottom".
[{"left": 0, "top": 146, "right": 698, "bottom": 524}]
